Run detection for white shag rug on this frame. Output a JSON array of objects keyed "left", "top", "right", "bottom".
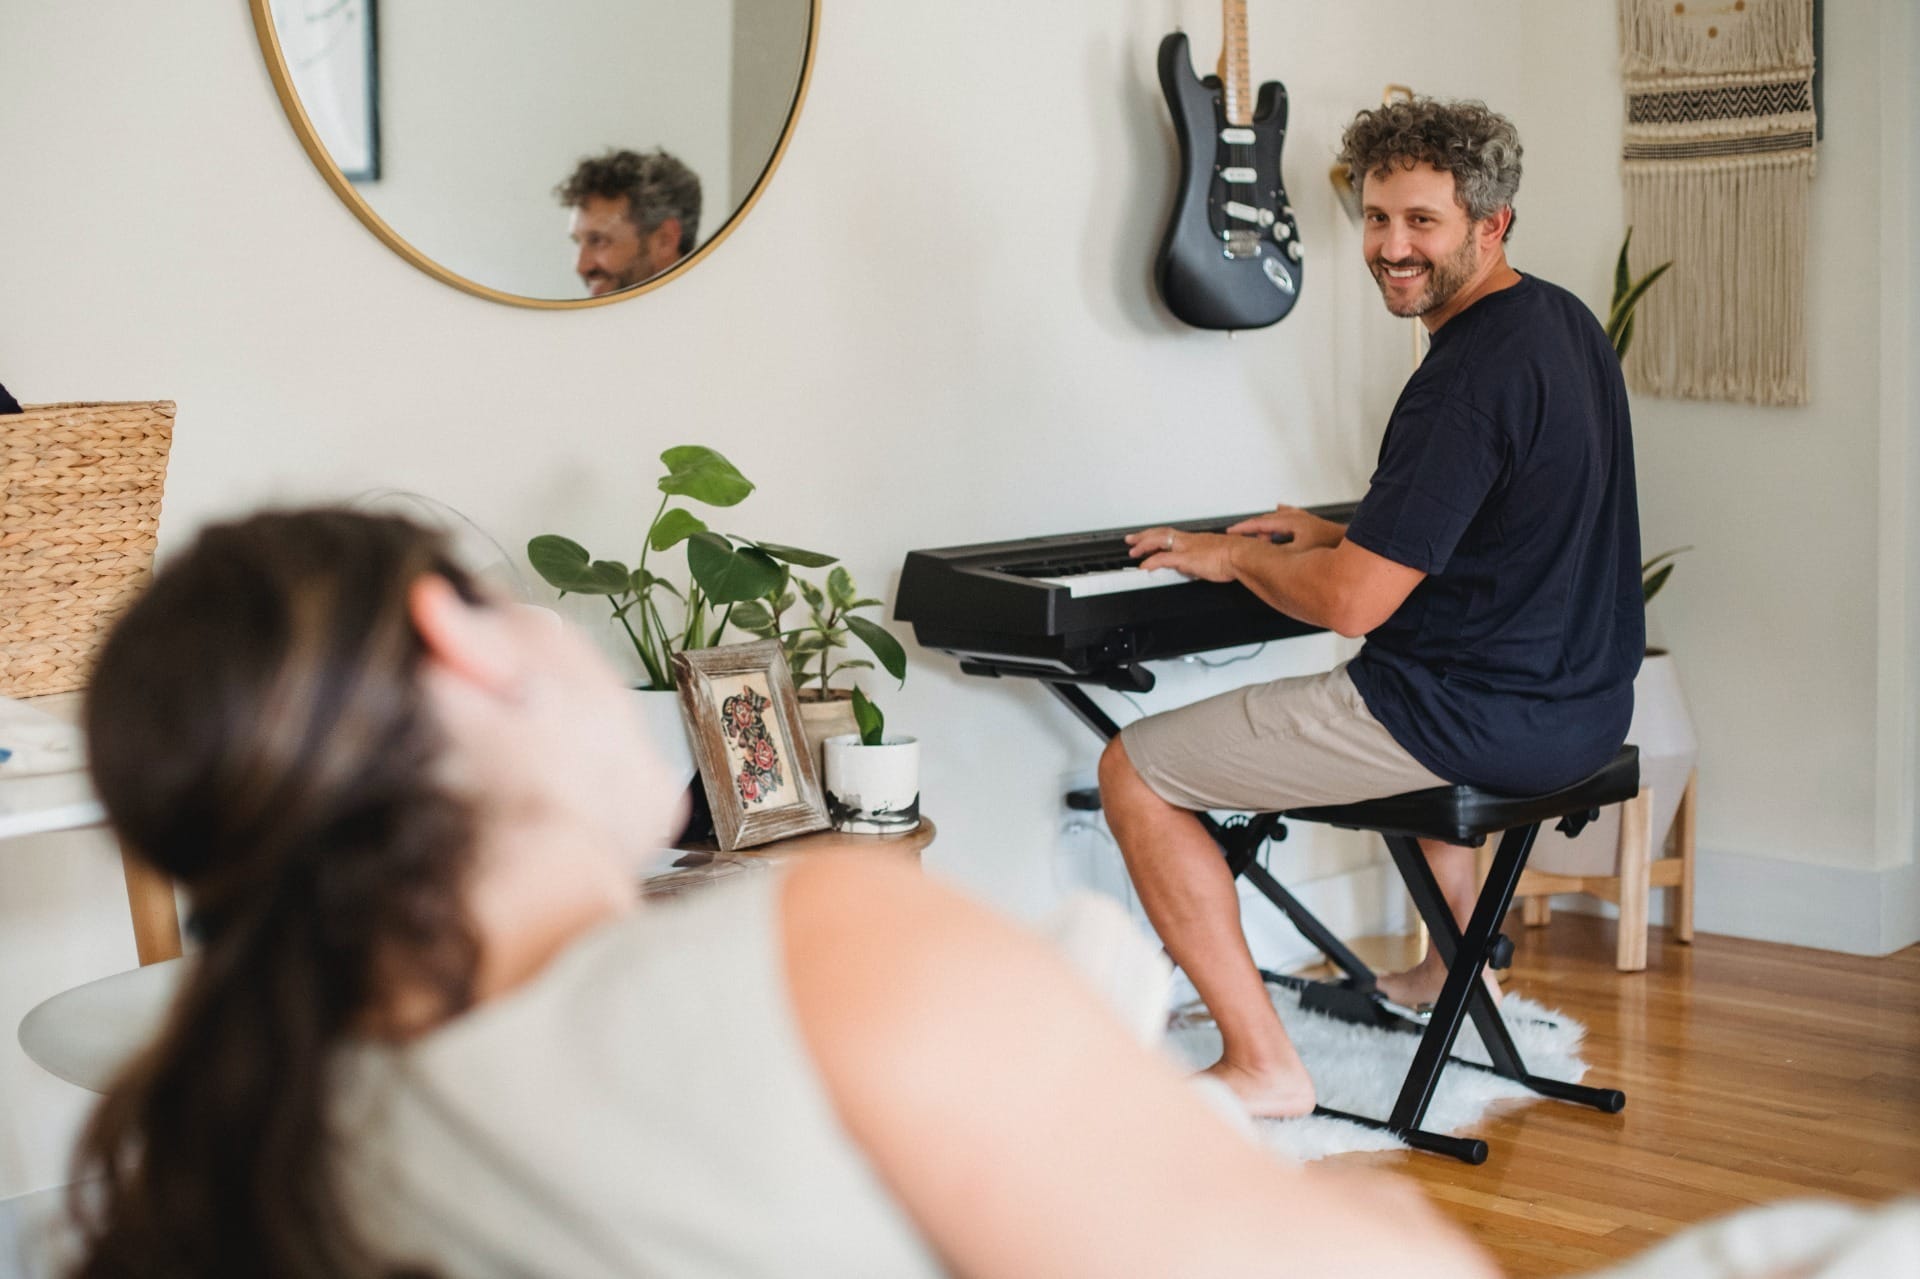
[{"left": 1165, "top": 987, "right": 1589, "bottom": 1162}]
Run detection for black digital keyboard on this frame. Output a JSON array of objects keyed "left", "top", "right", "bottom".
[{"left": 894, "top": 501, "right": 1359, "bottom": 691}]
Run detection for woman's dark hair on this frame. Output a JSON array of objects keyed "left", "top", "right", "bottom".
[{"left": 68, "top": 509, "right": 484, "bottom": 1279}]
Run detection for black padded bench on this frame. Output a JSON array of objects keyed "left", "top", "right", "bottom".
[{"left": 1271, "top": 745, "right": 1640, "bottom": 1162}]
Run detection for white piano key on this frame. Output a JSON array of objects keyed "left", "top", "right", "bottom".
[{"left": 1035, "top": 566, "right": 1196, "bottom": 598}]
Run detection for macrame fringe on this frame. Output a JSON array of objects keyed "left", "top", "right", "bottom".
[
  {"left": 1623, "top": 155, "right": 1811, "bottom": 405},
  {"left": 1619, "top": 0, "right": 1814, "bottom": 76}
]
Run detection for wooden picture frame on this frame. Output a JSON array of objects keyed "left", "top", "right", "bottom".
[{"left": 673, "top": 640, "right": 828, "bottom": 851}]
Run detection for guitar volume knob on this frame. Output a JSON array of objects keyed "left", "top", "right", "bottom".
[{"left": 1285, "top": 240, "right": 1302, "bottom": 261}]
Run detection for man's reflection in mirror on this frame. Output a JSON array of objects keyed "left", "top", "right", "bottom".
[{"left": 556, "top": 148, "right": 703, "bottom": 297}]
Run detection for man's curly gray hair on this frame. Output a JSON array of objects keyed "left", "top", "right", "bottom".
[{"left": 1337, "top": 98, "right": 1523, "bottom": 241}]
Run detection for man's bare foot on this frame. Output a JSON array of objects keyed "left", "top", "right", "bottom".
[
  {"left": 1200, "top": 1055, "right": 1317, "bottom": 1119},
  {"left": 1373, "top": 954, "right": 1502, "bottom": 1010}
]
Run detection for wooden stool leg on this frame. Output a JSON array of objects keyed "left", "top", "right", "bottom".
[
  {"left": 1672, "top": 770, "right": 1697, "bottom": 944},
  {"left": 1615, "top": 787, "right": 1653, "bottom": 972},
  {"left": 1522, "top": 892, "right": 1553, "bottom": 927},
  {"left": 119, "top": 840, "right": 183, "bottom": 966}
]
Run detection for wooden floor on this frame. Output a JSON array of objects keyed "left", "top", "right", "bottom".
[{"left": 1320, "top": 913, "right": 1920, "bottom": 1276}]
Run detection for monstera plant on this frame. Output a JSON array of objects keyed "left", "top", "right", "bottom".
[{"left": 527, "top": 446, "right": 835, "bottom": 690}]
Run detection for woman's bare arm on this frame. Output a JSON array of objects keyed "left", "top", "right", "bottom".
[{"left": 782, "top": 853, "right": 1497, "bottom": 1279}]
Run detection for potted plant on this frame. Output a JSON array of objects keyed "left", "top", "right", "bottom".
[
  {"left": 729, "top": 564, "right": 908, "bottom": 771},
  {"left": 525, "top": 445, "right": 835, "bottom": 800},
  {"left": 822, "top": 688, "right": 921, "bottom": 834}
]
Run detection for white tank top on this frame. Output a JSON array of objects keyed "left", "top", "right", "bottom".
[{"left": 333, "top": 869, "right": 946, "bottom": 1277}]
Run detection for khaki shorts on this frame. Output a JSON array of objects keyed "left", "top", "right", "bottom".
[{"left": 1118, "top": 663, "right": 1447, "bottom": 812}]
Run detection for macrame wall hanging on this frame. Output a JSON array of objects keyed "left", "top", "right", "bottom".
[{"left": 1619, "top": 0, "right": 1817, "bottom": 406}]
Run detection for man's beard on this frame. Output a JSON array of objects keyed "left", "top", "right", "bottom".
[{"left": 1371, "top": 231, "right": 1480, "bottom": 318}]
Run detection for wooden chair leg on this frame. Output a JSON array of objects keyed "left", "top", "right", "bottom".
[
  {"left": 1615, "top": 787, "right": 1653, "bottom": 972},
  {"left": 1522, "top": 893, "right": 1553, "bottom": 927},
  {"left": 119, "top": 839, "right": 182, "bottom": 966},
  {"left": 1672, "top": 769, "right": 1697, "bottom": 944}
]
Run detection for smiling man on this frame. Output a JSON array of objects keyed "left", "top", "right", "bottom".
[
  {"left": 1101, "top": 99, "right": 1643, "bottom": 1119},
  {"left": 557, "top": 148, "right": 703, "bottom": 297}
]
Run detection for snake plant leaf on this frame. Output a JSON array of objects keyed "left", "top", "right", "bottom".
[
  {"left": 1613, "top": 312, "right": 1638, "bottom": 360},
  {"left": 687, "top": 533, "right": 784, "bottom": 603},
  {"left": 851, "top": 685, "right": 885, "bottom": 746},
  {"left": 1613, "top": 227, "right": 1635, "bottom": 310},
  {"left": 658, "top": 446, "right": 754, "bottom": 507},
  {"left": 1642, "top": 546, "right": 1691, "bottom": 573},
  {"left": 754, "top": 541, "right": 838, "bottom": 568},
  {"left": 1608, "top": 262, "right": 1672, "bottom": 333},
  {"left": 844, "top": 614, "right": 908, "bottom": 683},
  {"left": 649, "top": 507, "right": 708, "bottom": 551}
]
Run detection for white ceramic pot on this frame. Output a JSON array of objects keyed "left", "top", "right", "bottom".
[
  {"left": 631, "top": 687, "right": 697, "bottom": 793},
  {"left": 823, "top": 734, "right": 921, "bottom": 834},
  {"left": 1530, "top": 650, "right": 1698, "bottom": 875}
]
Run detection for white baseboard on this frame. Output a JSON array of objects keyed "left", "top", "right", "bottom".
[{"left": 1549, "top": 848, "right": 1920, "bottom": 957}]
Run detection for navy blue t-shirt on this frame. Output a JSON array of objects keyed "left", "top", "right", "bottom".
[{"left": 1343, "top": 274, "right": 1643, "bottom": 794}]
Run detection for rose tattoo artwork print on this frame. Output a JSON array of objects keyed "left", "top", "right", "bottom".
[{"left": 720, "top": 684, "right": 786, "bottom": 807}]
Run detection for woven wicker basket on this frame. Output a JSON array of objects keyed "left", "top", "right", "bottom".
[{"left": 2, "top": 401, "right": 175, "bottom": 697}]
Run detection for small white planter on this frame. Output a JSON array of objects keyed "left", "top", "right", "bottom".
[
  {"left": 823, "top": 734, "right": 921, "bottom": 834},
  {"left": 632, "top": 687, "right": 697, "bottom": 793}
]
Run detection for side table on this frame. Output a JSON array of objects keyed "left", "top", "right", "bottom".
[{"left": 644, "top": 818, "right": 937, "bottom": 899}]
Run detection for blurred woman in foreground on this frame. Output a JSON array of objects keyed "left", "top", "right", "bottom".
[{"left": 67, "top": 508, "right": 1493, "bottom": 1278}]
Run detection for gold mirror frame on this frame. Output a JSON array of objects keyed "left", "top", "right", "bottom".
[{"left": 247, "top": 0, "right": 820, "bottom": 309}]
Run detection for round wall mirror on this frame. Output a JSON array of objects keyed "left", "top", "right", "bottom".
[{"left": 250, "top": 0, "right": 818, "bottom": 308}]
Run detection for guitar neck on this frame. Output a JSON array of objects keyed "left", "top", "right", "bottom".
[{"left": 1217, "top": 0, "right": 1252, "bottom": 126}]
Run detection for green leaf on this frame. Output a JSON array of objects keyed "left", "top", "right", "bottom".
[
  {"left": 528, "top": 535, "right": 594, "bottom": 590},
  {"left": 649, "top": 507, "right": 708, "bottom": 551},
  {"left": 687, "top": 533, "right": 785, "bottom": 603},
  {"left": 754, "top": 541, "right": 838, "bottom": 568},
  {"left": 827, "top": 566, "right": 856, "bottom": 610},
  {"left": 1642, "top": 546, "right": 1691, "bottom": 571},
  {"left": 844, "top": 614, "right": 907, "bottom": 683},
  {"left": 1641, "top": 563, "right": 1674, "bottom": 605},
  {"left": 730, "top": 600, "right": 777, "bottom": 634},
  {"left": 1612, "top": 227, "right": 1634, "bottom": 311},
  {"left": 788, "top": 632, "right": 830, "bottom": 657},
  {"left": 851, "top": 686, "right": 885, "bottom": 746},
  {"left": 658, "top": 446, "right": 754, "bottom": 507},
  {"left": 847, "top": 597, "right": 884, "bottom": 611},
  {"left": 630, "top": 566, "right": 682, "bottom": 599},
  {"left": 527, "top": 537, "right": 632, "bottom": 595},
  {"left": 1612, "top": 261, "right": 1671, "bottom": 327},
  {"left": 1612, "top": 312, "right": 1637, "bottom": 360},
  {"left": 797, "top": 577, "right": 826, "bottom": 611},
  {"left": 828, "top": 659, "right": 875, "bottom": 676}
]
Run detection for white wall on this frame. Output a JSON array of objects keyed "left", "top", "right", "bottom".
[{"left": 1, "top": 0, "right": 1912, "bottom": 1205}]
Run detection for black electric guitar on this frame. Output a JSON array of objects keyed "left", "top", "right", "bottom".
[{"left": 1155, "top": 0, "right": 1302, "bottom": 330}]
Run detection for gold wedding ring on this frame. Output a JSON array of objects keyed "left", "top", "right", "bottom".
[{"left": 1165, "top": 532, "right": 1174, "bottom": 550}]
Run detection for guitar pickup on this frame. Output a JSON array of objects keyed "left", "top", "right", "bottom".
[
  {"left": 1223, "top": 200, "right": 1273, "bottom": 226},
  {"left": 1219, "top": 127, "right": 1257, "bottom": 145},
  {"left": 1220, "top": 166, "right": 1258, "bottom": 184}
]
